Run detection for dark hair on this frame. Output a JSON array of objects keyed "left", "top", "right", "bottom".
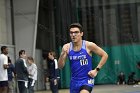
[
  {"left": 19, "top": 50, "right": 25, "bottom": 56},
  {"left": 27, "top": 56, "right": 34, "bottom": 63},
  {"left": 47, "top": 50, "right": 56, "bottom": 56},
  {"left": 46, "top": 50, "right": 57, "bottom": 60},
  {"left": 69, "top": 23, "right": 83, "bottom": 32},
  {"left": 1, "top": 46, "right": 7, "bottom": 52}
]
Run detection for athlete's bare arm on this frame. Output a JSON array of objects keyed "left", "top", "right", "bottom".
[
  {"left": 58, "top": 43, "right": 69, "bottom": 69},
  {"left": 87, "top": 41, "right": 108, "bottom": 77}
]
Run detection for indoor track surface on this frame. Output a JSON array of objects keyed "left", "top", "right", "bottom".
[{"left": 35, "top": 85, "right": 140, "bottom": 93}]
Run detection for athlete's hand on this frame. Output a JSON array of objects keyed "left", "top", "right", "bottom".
[
  {"left": 58, "top": 44, "right": 69, "bottom": 69},
  {"left": 88, "top": 69, "right": 98, "bottom": 78},
  {"left": 61, "top": 44, "right": 69, "bottom": 57}
]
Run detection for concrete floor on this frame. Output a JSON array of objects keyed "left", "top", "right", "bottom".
[{"left": 35, "top": 85, "right": 140, "bottom": 93}]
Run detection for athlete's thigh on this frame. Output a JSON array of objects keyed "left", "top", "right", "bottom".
[{"left": 70, "top": 80, "right": 80, "bottom": 93}]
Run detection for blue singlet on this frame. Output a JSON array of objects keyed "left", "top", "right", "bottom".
[{"left": 68, "top": 40, "right": 94, "bottom": 93}]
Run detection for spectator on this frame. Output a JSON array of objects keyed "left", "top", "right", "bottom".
[
  {"left": 47, "top": 51, "right": 59, "bottom": 93},
  {"left": 133, "top": 62, "right": 140, "bottom": 87},
  {"left": 27, "top": 56, "right": 37, "bottom": 93},
  {"left": 0, "top": 46, "right": 9, "bottom": 93},
  {"left": 127, "top": 72, "right": 136, "bottom": 85},
  {"left": 15, "top": 50, "right": 28, "bottom": 93},
  {"left": 137, "top": 62, "right": 140, "bottom": 83},
  {"left": 7, "top": 56, "right": 15, "bottom": 93},
  {"left": 137, "top": 62, "right": 140, "bottom": 69},
  {"left": 117, "top": 72, "right": 125, "bottom": 85}
]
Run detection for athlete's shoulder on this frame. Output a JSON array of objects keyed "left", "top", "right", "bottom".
[
  {"left": 85, "top": 41, "right": 96, "bottom": 47},
  {"left": 85, "top": 41, "right": 99, "bottom": 52}
]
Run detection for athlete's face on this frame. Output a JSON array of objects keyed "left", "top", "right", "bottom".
[{"left": 69, "top": 27, "right": 83, "bottom": 43}]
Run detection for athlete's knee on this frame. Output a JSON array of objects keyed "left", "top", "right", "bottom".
[
  {"left": 80, "top": 89, "right": 89, "bottom": 93},
  {"left": 80, "top": 85, "right": 92, "bottom": 92}
]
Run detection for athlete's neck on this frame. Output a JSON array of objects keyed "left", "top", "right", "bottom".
[{"left": 73, "top": 40, "right": 82, "bottom": 51}]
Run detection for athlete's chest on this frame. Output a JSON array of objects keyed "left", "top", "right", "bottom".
[
  {"left": 69, "top": 49, "right": 87, "bottom": 59},
  {"left": 69, "top": 51, "right": 90, "bottom": 66},
  {"left": 69, "top": 54, "right": 87, "bottom": 61}
]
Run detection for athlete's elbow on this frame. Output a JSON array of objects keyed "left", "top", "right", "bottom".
[{"left": 104, "top": 52, "right": 108, "bottom": 61}]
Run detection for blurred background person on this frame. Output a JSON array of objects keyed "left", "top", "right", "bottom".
[
  {"left": 0, "top": 46, "right": 9, "bottom": 93},
  {"left": 47, "top": 51, "right": 59, "bottom": 93},
  {"left": 27, "top": 56, "right": 37, "bottom": 93},
  {"left": 133, "top": 62, "right": 140, "bottom": 87},
  {"left": 15, "top": 50, "right": 28, "bottom": 93},
  {"left": 127, "top": 72, "right": 136, "bottom": 85},
  {"left": 7, "top": 56, "right": 15, "bottom": 93},
  {"left": 137, "top": 62, "right": 140, "bottom": 83},
  {"left": 117, "top": 72, "right": 125, "bottom": 85},
  {"left": 137, "top": 62, "right": 140, "bottom": 69}
]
